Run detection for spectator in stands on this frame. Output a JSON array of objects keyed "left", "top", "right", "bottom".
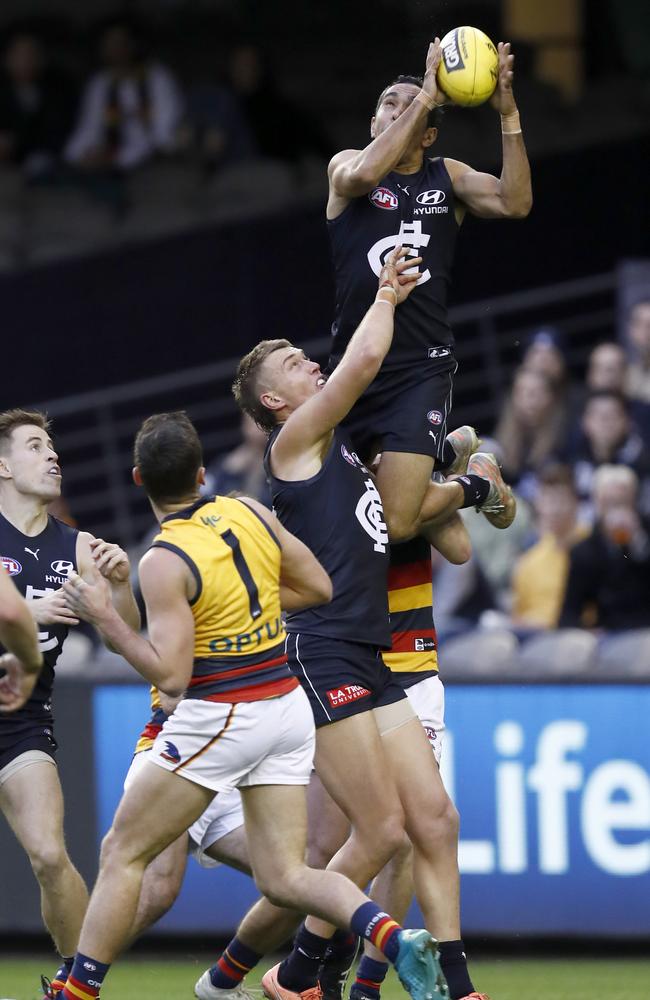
[
  {"left": 565, "top": 390, "right": 650, "bottom": 520},
  {"left": 226, "top": 42, "right": 331, "bottom": 165},
  {"left": 493, "top": 366, "right": 567, "bottom": 502},
  {"left": 0, "top": 28, "right": 77, "bottom": 180},
  {"left": 521, "top": 326, "right": 568, "bottom": 389},
  {"left": 587, "top": 341, "right": 629, "bottom": 393},
  {"left": 626, "top": 296, "right": 650, "bottom": 405},
  {"left": 64, "top": 16, "right": 183, "bottom": 172},
  {"left": 511, "top": 464, "right": 586, "bottom": 630},
  {"left": 566, "top": 341, "right": 632, "bottom": 451},
  {"left": 203, "top": 413, "right": 271, "bottom": 507},
  {"left": 180, "top": 76, "right": 255, "bottom": 173},
  {"left": 559, "top": 465, "right": 650, "bottom": 631}
]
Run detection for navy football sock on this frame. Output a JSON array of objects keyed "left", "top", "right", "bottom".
[
  {"left": 351, "top": 955, "right": 389, "bottom": 999},
  {"left": 210, "top": 937, "right": 262, "bottom": 989},
  {"left": 438, "top": 940, "right": 474, "bottom": 1000},
  {"left": 61, "top": 953, "right": 110, "bottom": 999},
  {"left": 279, "top": 923, "right": 331, "bottom": 990}
]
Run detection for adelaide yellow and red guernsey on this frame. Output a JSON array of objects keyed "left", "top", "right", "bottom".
[
  {"left": 153, "top": 495, "right": 295, "bottom": 700},
  {"left": 383, "top": 536, "right": 438, "bottom": 686}
]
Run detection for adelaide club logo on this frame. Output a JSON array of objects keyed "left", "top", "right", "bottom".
[{"left": 369, "top": 186, "right": 398, "bottom": 210}]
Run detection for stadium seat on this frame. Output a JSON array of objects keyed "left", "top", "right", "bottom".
[
  {"left": 125, "top": 161, "right": 199, "bottom": 206},
  {"left": 25, "top": 187, "right": 117, "bottom": 264},
  {"left": 516, "top": 628, "right": 599, "bottom": 677},
  {"left": 202, "top": 158, "right": 295, "bottom": 222},
  {"left": 0, "top": 207, "right": 21, "bottom": 271},
  {"left": 595, "top": 630, "right": 650, "bottom": 677},
  {"left": 438, "top": 628, "right": 519, "bottom": 679},
  {"left": 119, "top": 200, "right": 202, "bottom": 242}
]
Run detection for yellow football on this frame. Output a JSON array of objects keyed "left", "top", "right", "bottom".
[{"left": 437, "top": 26, "right": 499, "bottom": 107}]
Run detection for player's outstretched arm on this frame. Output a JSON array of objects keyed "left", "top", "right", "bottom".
[
  {"left": 328, "top": 40, "right": 445, "bottom": 209},
  {"left": 0, "top": 567, "right": 44, "bottom": 711},
  {"left": 62, "top": 550, "right": 194, "bottom": 696},
  {"left": 238, "top": 498, "right": 332, "bottom": 611},
  {"left": 446, "top": 42, "right": 532, "bottom": 220},
  {"left": 274, "top": 247, "right": 421, "bottom": 471}
]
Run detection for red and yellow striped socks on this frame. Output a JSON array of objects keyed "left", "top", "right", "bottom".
[{"left": 350, "top": 903, "right": 402, "bottom": 964}]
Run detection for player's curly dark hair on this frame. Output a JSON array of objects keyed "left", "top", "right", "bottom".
[
  {"left": 376, "top": 75, "right": 443, "bottom": 129},
  {"left": 134, "top": 411, "right": 203, "bottom": 504},
  {"left": 232, "top": 339, "right": 291, "bottom": 433}
]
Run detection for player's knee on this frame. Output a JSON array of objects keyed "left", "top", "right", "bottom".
[
  {"left": 253, "top": 866, "right": 294, "bottom": 908},
  {"left": 99, "top": 826, "right": 141, "bottom": 873},
  {"left": 307, "top": 828, "right": 341, "bottom": 869},
  {"left": 28, "top": 839, "right": 70, "bottom": 885},
  {"left": 412, "top": 794, "right": 458, "bottom": 851},
  {"left": 136, "top": 875, "right": 182, "bottom": 929},
  {"left": 368, "top": 809, "right": 407, "bottom": 865},
  {"left": 391, "top": 830, "right": 414, "bottom": 866}
]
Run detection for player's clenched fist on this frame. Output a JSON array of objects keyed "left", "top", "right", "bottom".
[{"left": 90, "top": 537, "right": 131, "bottom": 584}]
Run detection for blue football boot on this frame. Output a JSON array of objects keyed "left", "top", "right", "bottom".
[{"left": 394, "top": 930, "right": 450, "bottom": 1000}]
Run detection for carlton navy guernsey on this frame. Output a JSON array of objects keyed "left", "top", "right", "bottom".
[
  {"left": 264, "top": 427, "right": 391, "bottom": 647},
  {"left": 0, "top": 512, "right": 78, "bottom": 741},
  {"left": 328, "top": 156, "right": 459, "bottom": 371}
]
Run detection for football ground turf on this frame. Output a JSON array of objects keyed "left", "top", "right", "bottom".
[{"left": 1, "top": 955, "right": 649, "bottom": 1000}]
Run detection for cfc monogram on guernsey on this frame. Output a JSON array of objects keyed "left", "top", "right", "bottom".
[
  {"left": 383, "top": 536, "right": 439, "bottom": 688},
  {"left": 151, "top": 496, "right": 297, "bottom": 703},
  {"left": 265, "top": 428, "right": 391, "bottom": 648},
  {"left": 328, "top": 156, "right": 458, "bottom": 371},
  {"left": 0, "top": 511, "right": 78, "bottom": 741}
]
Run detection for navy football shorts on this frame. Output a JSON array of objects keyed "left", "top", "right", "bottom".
[
  {"left": 286, "top": 632, "right": 406, "bottom": 728},
  {"left": 340, "top": 356, "right": 457, "bottom": 464},
  {"left": 0, "top": 726, "right": 58, "bottom": 773}
]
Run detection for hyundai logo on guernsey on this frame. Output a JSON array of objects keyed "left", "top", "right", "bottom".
[
  {"left": 51, "top": 559, "right": 74, "bottom": 576},
  {"left": 414, "top": 189, "right": 449, "bottom": 216},
  {"left": 369, "top": 186, "right": 398, "bottom": 210},
  {"left": 159, "top": 741, "right": 181, "bottom": 764},
  {"left": 1, "top": 556, "right": 22, "bottom": 576}
]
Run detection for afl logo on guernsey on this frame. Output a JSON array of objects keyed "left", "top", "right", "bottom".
[
  {"left": 369, "top": 187, "right": 398, "bottom": 210},
  {"left": 427, "top": 410, "right": 443, "bottom": 425},
  {"left": 1, "top": 556, "right": 22, "bottom": 576}
]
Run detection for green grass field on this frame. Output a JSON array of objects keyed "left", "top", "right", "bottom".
[{"left": 1, "top": 955, "right": 649, "bottom": 1000}]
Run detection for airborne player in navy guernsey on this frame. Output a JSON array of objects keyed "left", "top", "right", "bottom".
[
  {"left": 327, "top": 35, "right": 532, "bottom": 546},
  {"left": 0, "top": 408, "right": 140, "bottom": 999}
]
